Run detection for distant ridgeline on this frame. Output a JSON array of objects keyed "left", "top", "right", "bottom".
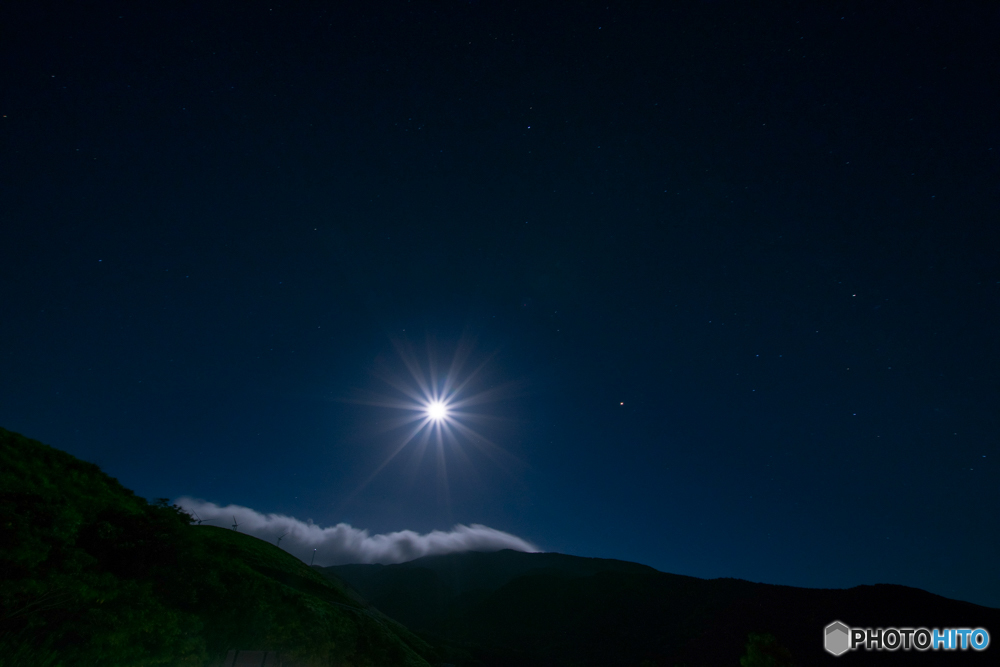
[
  {"left": 0, "top": 427, "right": 433, "bottom": 667},
  {"left": 322, "top": 548, "right": 1000, "bottom": 666}
]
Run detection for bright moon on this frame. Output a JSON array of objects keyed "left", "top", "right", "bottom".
[{"left": 427, "top": 401, "right": 448, "bottom": 421}]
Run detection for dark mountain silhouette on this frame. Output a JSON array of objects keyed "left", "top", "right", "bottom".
[
  {"left": 5, "top": 424, "right": 994, "bottom": 667},
  {"left": 322, "top": 549, "right": 999, "bottom": 667}
]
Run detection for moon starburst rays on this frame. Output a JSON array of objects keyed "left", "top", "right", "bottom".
[
  {"left": 346, "top": 339, "right": 524, "bottom": 498},
  {"left": 335, "top": 337, "right": 528, "bottom": 517}
]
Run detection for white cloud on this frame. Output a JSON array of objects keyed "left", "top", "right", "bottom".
[{"left": 174, "top": 497, "right": 539, "bottom": 566}]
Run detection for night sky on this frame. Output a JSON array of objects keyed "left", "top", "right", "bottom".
[{"left": 2, "top": 2, "right": 998, "bottom": 607}]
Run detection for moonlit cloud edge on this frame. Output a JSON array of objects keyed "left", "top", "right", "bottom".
[{"left": 174, "top": 497, "right": 540, "bottom": 566}]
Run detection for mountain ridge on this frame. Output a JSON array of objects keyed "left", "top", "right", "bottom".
[
  {"left": 322, "top": 549, "right": 1000, "bottom": 666},
  {"left": 4, "top": 425, "right": 995, "bottom": 667}
]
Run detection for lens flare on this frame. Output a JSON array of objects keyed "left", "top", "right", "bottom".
[{"left": 340, "top": 336, "right": 523, "bottom": 510}]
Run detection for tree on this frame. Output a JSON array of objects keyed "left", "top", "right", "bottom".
[{"left": 739, "top": 632, "right": 794, "bottom": 667}]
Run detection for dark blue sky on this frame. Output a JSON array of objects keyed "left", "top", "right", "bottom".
[{"left": 2, "top": 1, "right": 998, "bottom": 607}]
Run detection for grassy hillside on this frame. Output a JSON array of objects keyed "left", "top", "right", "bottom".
[
  {"left": 325, "top": 550, "right": 1000, "bottom": 667},
  {"left": 0, "top": 427, "right": 433, "bottom": 667}
]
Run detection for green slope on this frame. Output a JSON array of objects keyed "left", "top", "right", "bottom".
[{"left": 0, "top": 427, "right": 433, "bottom": 667}]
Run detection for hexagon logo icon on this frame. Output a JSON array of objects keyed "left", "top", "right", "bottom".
[{"left": 825, "top": 621, "right": 850, "bottom": 656}]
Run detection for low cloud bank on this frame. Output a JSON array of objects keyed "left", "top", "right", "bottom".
[{"left": 174, "top": 497, "right": 539, "bottom": 566}]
